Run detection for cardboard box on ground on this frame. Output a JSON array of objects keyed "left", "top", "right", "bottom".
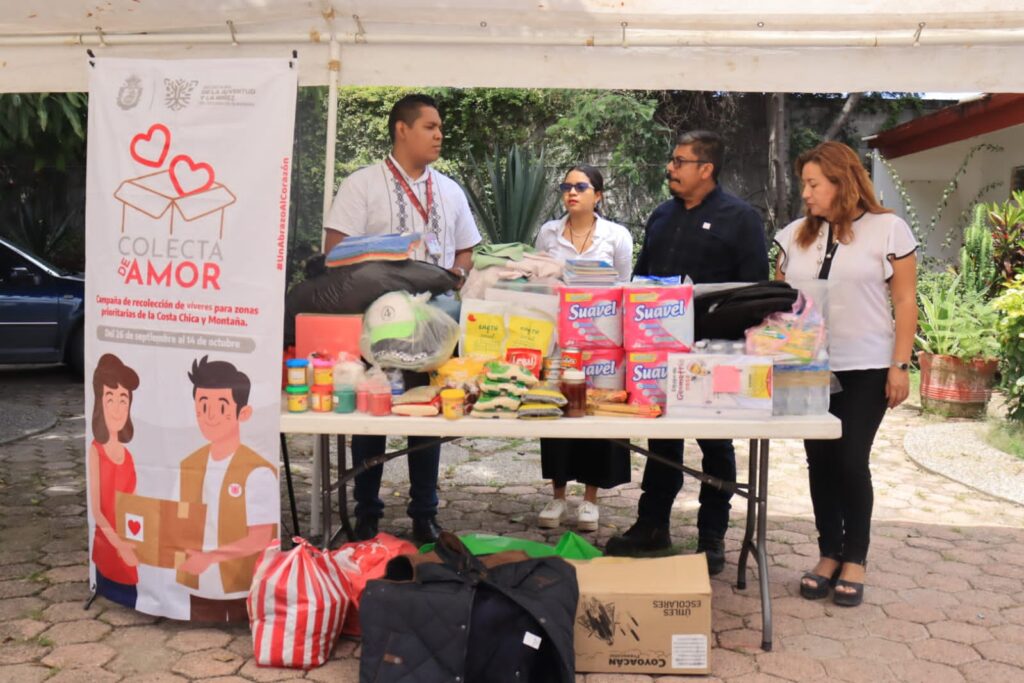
[
  {"left": 115, "top": 492, "right": 206, "bottom": 569},
  {"left": 570, "top": 554, "right": 711, "bottom": 675}
]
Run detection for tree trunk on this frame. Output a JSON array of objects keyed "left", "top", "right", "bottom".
[
  {"left": 823, "top": 92, "right": 864, "bottom": 142},
  {"left": 766, "top": 93, "right": 791, "bottom": 233}
]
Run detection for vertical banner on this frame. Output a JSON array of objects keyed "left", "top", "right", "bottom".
[{"left": 84, "top": 59, "right": 296, "bottom": 620}]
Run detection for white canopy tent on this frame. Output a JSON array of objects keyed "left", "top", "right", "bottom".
[{"left": 4, "top": 1, "right": 1024, "bottom": 94}]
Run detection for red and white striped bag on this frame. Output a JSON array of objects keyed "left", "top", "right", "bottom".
[{"left": 247, "top": 537, "right": 349, "bottom": 669}]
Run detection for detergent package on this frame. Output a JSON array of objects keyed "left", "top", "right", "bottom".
[
  {"left": 622, "top": 283, "right": 694, "bottom": 351},
  {"left": 558, "top": 287, "right": 623, "bottom": 349},
  {"left": 579, "top": 348, "right": 626, "bottom": 391},
  {"left": 625, "top": 350, "right": 670, "bottom": 408}
]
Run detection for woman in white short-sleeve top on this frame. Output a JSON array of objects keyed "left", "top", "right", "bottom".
[
  {"left": 774, "top": 141, "right": 917, "bottom": 607},
  {"left": 534, "top": 166, "right": 633, "bottom": 534}
]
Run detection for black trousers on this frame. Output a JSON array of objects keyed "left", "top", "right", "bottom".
[
  {"left": 636, "top": 439, "right": 736, "bottom": 539},
  {"left": 804, "top": 368, "right": 889, "bottom": 565}
]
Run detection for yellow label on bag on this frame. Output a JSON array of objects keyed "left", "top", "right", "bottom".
[
  {"left": 506, "top": 315, "right": 554, "bottom": 354},
  {"left": 463, "top": 312, "right": 505, "bottom": 358}
]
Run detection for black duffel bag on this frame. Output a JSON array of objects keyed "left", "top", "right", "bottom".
[
  {"left": 359, "top": 532, "right": 578, "bottom": 683},
  {"left": 283, "top": 258, "right": 459, "bottom": 347},
  {"left": 694, "top": 280, "right": 799, "bottom": 341}
]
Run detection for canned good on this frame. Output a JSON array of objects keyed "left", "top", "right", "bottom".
[
  {"left": 561, "top": 347, "right": 582, "bottom": 370},
  {"left": 312, "top": 358, "right": 334, "bottom": 386},
  {"left": 311, "top": 384, "right": 333, "bottom": 412},
  {"left": 440, "top": 388, "right": 466, "bottom": 420},
  {"left": 286, "top": 359, "right": 309, "bottom": 387},
  {"left": 286, "top": 385, "right": 309, "bottom": 412}
]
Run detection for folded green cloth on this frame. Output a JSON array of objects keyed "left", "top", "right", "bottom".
[{"left": 472, "top": 242, "right": 536, "bottom": 270}]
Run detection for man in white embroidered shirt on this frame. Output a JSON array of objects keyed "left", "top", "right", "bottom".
[{"left": 323, "top": 93, "right": 481, "bottom": 546}]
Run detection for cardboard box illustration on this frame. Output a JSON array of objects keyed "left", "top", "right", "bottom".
[
  {"left": 571, "top": 555, "right": 711, "bottom": 675},
  {"left": 114, "top": 169, "right": 236, "bottom": 238},
  {"left": 115, "top": 492, "right": 206, "bottom": 570}
]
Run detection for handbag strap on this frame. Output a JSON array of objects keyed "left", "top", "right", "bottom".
[
  {"left": 817, "top": 224, "right": 839, "bottom": 279},
  {"left": 433, "top": 531, "right": 489, "bottom": 579}
]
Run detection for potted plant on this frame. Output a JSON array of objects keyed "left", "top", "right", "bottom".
[{"left": 916, "top": 272, "right": 1001, "bottom": 418}]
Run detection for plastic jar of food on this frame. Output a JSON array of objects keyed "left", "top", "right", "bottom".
[
  {"left": 560, "top": 369, "right": 587, "bottom": 418},
  {"left": 370, "top": 388, "right": 392, "bottom": 417},
  {"left": 312, "top": 358, "right": 334, "bottom": 387},
  {"left": 440, "top": 388, "right": 467, "bottom": 420},
  {"left": 286, "top": 385, "right": 309, "bottom": 412},
  {"left": 286, "top": 359, "right": 309, "bottom": 387},
  {"left": 334, "top": 385, "right": 356, "bottom": 413},
  {"left": 356, "top": 382, "right": 371, "bottom": 413},
  {"left": 311, "top": 384, "right": 333, "bottom": 412}
]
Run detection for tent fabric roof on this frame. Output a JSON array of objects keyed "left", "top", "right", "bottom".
[{"left": 3, "top": 1, "right": 1024, "bottom": 92}]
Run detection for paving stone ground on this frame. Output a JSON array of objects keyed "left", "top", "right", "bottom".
[{"left": 2, "top": 365, "right": 1023, "bottom": 682}]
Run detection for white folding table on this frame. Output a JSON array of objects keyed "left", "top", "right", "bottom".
[{"left": 279, "top": 408, "right": 840, "bottom": 651}]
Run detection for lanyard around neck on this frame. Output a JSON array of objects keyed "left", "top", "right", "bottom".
[{"left": 385, "top": 158, "right": 433, "bottom": 224}]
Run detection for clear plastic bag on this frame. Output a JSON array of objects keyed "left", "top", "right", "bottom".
[
  {"left": 360, "top": 291, "right": 460, "bottom": 371},
  {"left": 745, "top": 292, "right": 827, "bottom": 364}
]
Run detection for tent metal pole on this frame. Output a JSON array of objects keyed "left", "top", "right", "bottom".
[{"left": 309, "top": 37, "right": 340, "bottom": 537}]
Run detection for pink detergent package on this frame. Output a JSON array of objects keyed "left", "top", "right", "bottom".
[
  {"left": 558, "top": 287, "right": 623, "bottom": 349},
  {"left": 626, "top": 350, "right": 671, "bottom": 407},
  {"left": 580, "top": 348, "right": 626, "bottom": 390},
  {"left": 622, "top": 284, "right": 694, "bottom": 351}
]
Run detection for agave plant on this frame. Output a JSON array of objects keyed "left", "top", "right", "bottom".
[{"left": 461, "top": 144, "right": 557, "bottom": 246}]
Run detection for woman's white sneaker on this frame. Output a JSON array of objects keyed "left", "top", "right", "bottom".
[
  {"left": 576, "top": 501, "right": 600, "bottom": 531},
  {"left": 538, "top": 499, "right": 567, "bottom": 528}
]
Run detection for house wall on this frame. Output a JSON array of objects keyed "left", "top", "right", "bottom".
[{"left": 872, "top": 122, "right": 1024, "bottom": 264}]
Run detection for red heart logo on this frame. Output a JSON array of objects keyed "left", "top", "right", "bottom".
[
  {"left": 130, "top": 123, "right": 171, "bottom": 168},
  {"left": 169, "top": 154, "right": 215, "bottom": 197},
  {"left": 127, "top": 520, "right": 141, "bottom": 536}
]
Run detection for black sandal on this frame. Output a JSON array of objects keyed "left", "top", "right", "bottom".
[
  {"left": 833, "top": 561, "right": 866, "bottom": 607},
  {"left": 799, "top": 565, "right": 841, "bottom": 600}
]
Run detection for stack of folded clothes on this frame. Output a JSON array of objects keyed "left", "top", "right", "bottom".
[
  {"left": 325, "top": 232, "right": 422, "bottom": 268},
  {"left": 470, "top": 361, "right": 537, "bottom": 419},
  {"left": 563, "top": 259, "right": 619, "bottom": 286}
]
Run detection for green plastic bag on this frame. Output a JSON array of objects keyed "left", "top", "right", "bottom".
[{"left": 420, "top": 532, "right": 601, "bottom": 560}]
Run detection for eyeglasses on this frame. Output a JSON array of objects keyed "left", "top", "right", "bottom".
[
  {"left": 669, "top": 157, "right": 709, "bottom": 169},
  {"left": 558, "top": 182, "right": 593, "bottom": 193}
]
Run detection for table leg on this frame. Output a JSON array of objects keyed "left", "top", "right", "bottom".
[
  {"left": 736, "top": 438, "right": 759, "bottom": 590},
  {"left": 756, "top": 438, "right": 773, "bottom": 652},
  {"left": 336, "top": 435, "right": 354, "bottom": 543},
  {"left": 319, "top": 434, "right": 332, "bottom": 550},
  {"left": 280, "top": 433, "right": 300, "bottom": 538}
]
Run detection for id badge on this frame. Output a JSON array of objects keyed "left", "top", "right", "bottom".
[{"left": 424, "top": 232, "right": 442, "bottom": 258}]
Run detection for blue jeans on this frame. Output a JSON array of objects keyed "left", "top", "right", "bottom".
[
  {"left": 95, "top": 568, "right": 137, "bottom": 609},
  {"left": 637, "top": 438, "right": 736, "bottom": 538},
  {"left": 350, "top": 436, "right": 440, "bottom": 520}
]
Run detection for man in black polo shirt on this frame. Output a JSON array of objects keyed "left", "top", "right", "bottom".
[{"left": 605, "top": 130, "right": 768, "bottom": 573}]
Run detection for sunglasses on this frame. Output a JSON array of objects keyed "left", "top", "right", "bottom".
[
  {"left": 558, "top": 182, "right": 593, "bottom": 193},
  {"left": 669, "top": 157, "right": 709, "bottom": 169}
]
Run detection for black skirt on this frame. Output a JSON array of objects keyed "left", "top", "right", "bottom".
[{"left": 540, "top": 438, "right": 631, "bottom": 489}]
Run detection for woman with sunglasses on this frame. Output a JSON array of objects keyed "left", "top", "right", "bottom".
[{"left": 533, "top": 165, "right": 633, "bottom": 532}]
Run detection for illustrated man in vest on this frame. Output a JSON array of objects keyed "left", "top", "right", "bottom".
[{"left": 177, "top": 355, "right": 277, "bottom": 622}]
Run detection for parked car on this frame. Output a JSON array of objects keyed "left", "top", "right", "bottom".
[{"left": 0, "top": 236, "right": 84, "bottom": 375}]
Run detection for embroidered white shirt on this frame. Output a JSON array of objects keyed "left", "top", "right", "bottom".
[{"left": 324, "top": 155, "right": 481, "bottom": 269}]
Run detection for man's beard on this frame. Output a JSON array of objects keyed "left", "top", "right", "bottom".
[{"left": 665, "top": 171, "right": 683, "bottom": 199}]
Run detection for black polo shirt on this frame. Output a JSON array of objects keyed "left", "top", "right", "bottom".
[{"left": 633, "top": 186, "right": 769, "bottom": 284}]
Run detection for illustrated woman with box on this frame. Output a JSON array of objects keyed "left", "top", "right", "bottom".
[
  {"left": 775, "top": 141, "right": 917, "bottom": 607},
  {"left": 87, "top": 353, "right": 141, "bottom": 608},
  {"left": 534, "top": 165, "right": 633, "bottom": 532}
]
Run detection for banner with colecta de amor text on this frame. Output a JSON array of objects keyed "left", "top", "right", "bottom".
[{"left": 84, "top": 58, "right": 295, "bottom": 620}]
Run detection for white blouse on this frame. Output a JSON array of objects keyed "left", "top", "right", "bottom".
[
  {"left": 775, "top": 212, "right": 917, "bottom": 372},
  {"left": 534, "top": 215, "right": 634, "bottom": 282}
]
